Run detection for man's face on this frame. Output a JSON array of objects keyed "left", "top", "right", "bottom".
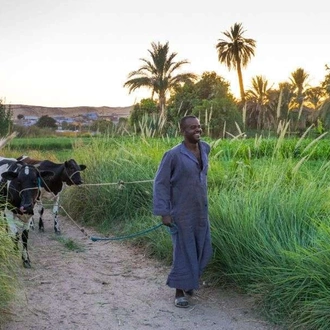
[{"left": 182, "top": 117, "right": 202, "bottom": 143}]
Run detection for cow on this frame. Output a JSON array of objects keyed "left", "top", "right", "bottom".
[
  {"left": 17, "top": 156, "right": 86, "bottom": 234},
  {"left": 0, "top": 157, "right": 53, "bottom": 268}
]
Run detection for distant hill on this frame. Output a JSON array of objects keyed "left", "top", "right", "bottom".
[{"left": 8, "top": 104, "right": 134, "bottom": 119}]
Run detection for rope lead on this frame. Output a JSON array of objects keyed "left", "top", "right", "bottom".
[{"left": 90, "top": 223, "right": 164, "bottom": 242}]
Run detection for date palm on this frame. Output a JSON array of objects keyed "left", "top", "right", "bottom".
[
  {"left": 245, "top": 75, "right": 274, "bottom": 129},
  {"left": 289, "top": 67, "right": 310, "bottom": 108},
  {"left": 124, "top": 41, "right": 196, "bottom": 118},
  {"left": 216, "top": 23, "right": 256, "bottom": 103}
]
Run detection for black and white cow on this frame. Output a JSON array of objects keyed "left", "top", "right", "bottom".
[
  {"left": 0, "top": 157, "right": 53, "bottom": 268},
  {"left": 17, "top": 156, "right": 86, "bottom": 234}
]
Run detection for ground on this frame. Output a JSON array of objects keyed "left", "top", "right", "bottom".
[{"left": 1, "top": 210, "right": 281, "bottom": 330}]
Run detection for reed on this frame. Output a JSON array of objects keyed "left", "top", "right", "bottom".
[
  {"left": 3, "top": 130, "right": 330, "bottom": 328},
  {"left": 0, "top": 218, "right": 19, "bottom": 322},
  {"left": 206, "top": 139, "right": 330, "bottom": 328}
]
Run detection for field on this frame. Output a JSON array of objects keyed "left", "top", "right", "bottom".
[{"left": 2, "top": 135, "right": 330, "bottom": 329}]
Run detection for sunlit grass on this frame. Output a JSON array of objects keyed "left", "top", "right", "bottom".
[
  {"left": 0, "top": 218, "right": 19, "bottom": 323},
  {"left": 3, "top": 130, "right": 330, "bottom": 328},
  {"left": 60, "top": 133, "right": 330, "bottom": 329}
]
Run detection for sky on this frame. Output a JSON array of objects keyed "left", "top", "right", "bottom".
[{"left": 0, "top": 0, "right": 329, "bottom": 108}]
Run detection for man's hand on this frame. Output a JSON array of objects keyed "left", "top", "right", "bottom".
[{"left": 161, "top": 215, "right": 173, "bottom": 227}]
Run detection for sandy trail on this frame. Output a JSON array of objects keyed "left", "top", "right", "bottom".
[{"left": 1, "top": 210, "right": 280, "bottom": 330}]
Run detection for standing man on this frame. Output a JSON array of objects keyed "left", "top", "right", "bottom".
[{"left": 153, "top": 115, "right": 213, "bottom": 308}]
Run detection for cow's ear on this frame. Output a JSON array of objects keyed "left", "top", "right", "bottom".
[
  {"left": 1, "top": 171, "right": 18, "bottom": 181},
  {"left": 40, "top": 170, "right": 55, "bottom": 180},
  {"left": 79, "top": 165, "right": 87, "bottom": 171}
]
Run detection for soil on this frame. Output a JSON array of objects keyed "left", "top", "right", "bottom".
[{"left": 1, "top": 210, "right": 281, "bottom": 330}]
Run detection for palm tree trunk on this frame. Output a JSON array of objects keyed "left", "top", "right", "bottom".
[
  {"left": 159, "top": 93, "right": 166, "bottom": 120},
  {"left": 236, "top": 61, "right": 245, "bottom": 103}
]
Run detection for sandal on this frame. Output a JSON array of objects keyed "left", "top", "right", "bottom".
[{"left": 174, "top": 296, "right": 189, "bottom": 308}]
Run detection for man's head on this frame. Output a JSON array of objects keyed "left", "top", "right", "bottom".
[{"left": 180, "top": 115, "right": 202, "bottom": 144}]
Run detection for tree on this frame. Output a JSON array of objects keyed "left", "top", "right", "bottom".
[
  {"left": 123, "top": 41, "right": 196, "bottom": 119},
  {"left": 129, "top": 98, "right": 158, "bottom": 128},
  {"left": 315, "top": 65, "right": 330, "bottom": 129},
  {"left": 245, "top": 76, "right": 275, "bottom": 130},
  {"left": 167, "top": 71, "right": 240, "bottom": 137},
  {"left": 289, "top": 67, "right": 310, "bottom": 109},
  {"left": 35, "top": 115, "right": 57, "bottom": 129},
  {"left": 304, "top": 87, "right": 326, "bottom": 110},
  {"left": 216, "top": 22, "right": 256, "bottom": 103},
  {"left": 0, "top": 99, "right": 13, "bottom": 137},
  {"left": 90, "top": 119, "right": 115, "bottom": 134},
  {"left": 321, "top": 64, "right": 330, "bottom": 97}
]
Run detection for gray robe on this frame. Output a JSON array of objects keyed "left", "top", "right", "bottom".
[{"left": 153, "top": 141, "right": 213, "bottom": 290}]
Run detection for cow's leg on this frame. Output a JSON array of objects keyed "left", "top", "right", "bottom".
[
  {"left": 4, "top": 210, "right": 19, "bottom": 250},
  {"left": 53, "top": 195, "right": 60, "bottom": 234},
  {"left": 38, "top": 206, "right": 45, "bottom": 232},
  {"left": 35, "top": 199, "right": 45, "bottom": 232},
  {"left": 21, "top": 224, "right": 31, "bottom": 268},
  {"left": 29, "top": 217, "right": 35, "bottom": 230}
]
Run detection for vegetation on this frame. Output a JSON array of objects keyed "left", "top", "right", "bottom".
[
  {"left": 3, "top": 133, "right": 330, "bottom": 328},
  {"left": 2, "top": 20, "right": 330, "bottom": 329},
  {"left": 216, "top": 22, "right": 256, "bottom": 103},
  {"left": 35, "top": 115, "right": 57, "bottom": 130},
  {"left": 54, "top": 132, "right": 330, "bottom": 329},
  {"left": 0, "top": 218, "right": 19, "bottom": 322},
  {"left": 123, "top": 41, "right": 197, "bottom": 118},
  {"left": 167, "top": 71, "right": 241, "bottom": 137},
  {"left": 54, "top": 236, "right": 85, "bottom": 252},
  {"left": 0, "top": 100, "right": 13, "bottom": 137}
]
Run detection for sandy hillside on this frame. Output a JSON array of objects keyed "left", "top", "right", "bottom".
[{"left": 9, "top": 104, "right": 133, "bottom": 119}]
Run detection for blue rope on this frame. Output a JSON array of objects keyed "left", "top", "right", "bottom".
[{"left": 90, "top": 223, "right": 165, "bottom": 242}]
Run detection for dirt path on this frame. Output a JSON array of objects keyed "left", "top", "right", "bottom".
[{"left": 1, "top": 211, "right": 280, "bottom": 330}]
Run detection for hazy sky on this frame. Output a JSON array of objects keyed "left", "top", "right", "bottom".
[{"left": 0, "top": 0, "right": 328, "bottom": 107}]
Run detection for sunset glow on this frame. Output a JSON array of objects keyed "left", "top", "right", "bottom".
[{"left": 0, "top": 0, "right": 328, "bottom": 107}]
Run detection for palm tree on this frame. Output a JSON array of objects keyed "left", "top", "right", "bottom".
[
  {"left": 245, "top": 75, "right": 274, "bottom": 129},
  {"left": 216, "top": 22, "right": 256, "bottom": 103},
  {"left": 245, "top": 75, "right": 271, "bottom": 105},
  {"left": 289, "top": 67, "right": 310, "bottom": 109},
  {"left": 305, "top": 87, "right": 326, "bottom": 110},
  {"left": 123, "top": 41, "right": 196, "bottom": 119}
]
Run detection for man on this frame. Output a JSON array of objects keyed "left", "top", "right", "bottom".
[{"left": 153, "top": 115, "right": 213, "bottom": 308}]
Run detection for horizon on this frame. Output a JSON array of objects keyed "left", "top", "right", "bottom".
[
  {"left": 0, "top": 0, "right": 329, "bottom": 108},
  {"left": 6, "top": 103, "right": 134, "bottom": 108}
]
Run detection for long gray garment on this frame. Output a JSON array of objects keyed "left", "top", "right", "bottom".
[{"left": 153, "top": 141, "right": 213, "bottom": 291}]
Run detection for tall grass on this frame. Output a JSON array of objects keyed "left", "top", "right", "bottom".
[
  {"left": 207, "top": 137, "right": 330, "bottom": 328},
  {"left": 0, "top": 217, "right": 19, "bottom": 323},
  {"left": 59, "top": 133, "right": 330, "bottom": 329},
  {"left": 4, "top": 132, "right": 330, "bottom": 328},
  {"left": 60, "top": 136, "right": 176, "bottom": 261}
]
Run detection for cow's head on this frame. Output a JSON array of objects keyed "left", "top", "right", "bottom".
[
  {"left": 63, "top": 159, "right": 86, "bottom": 186},
  {"left": 1, "top": 164, "right": 54, "bottom": 216}
]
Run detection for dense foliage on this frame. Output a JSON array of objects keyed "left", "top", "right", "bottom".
[
  {"left": 0, "top": 100, "right": 13, "bottom": 137},
  {"left": 59, "top": 135, "right": 330, "bottom": 329},
  {"left": 3, "top": 134, "right": 330, "bottom": 329}
]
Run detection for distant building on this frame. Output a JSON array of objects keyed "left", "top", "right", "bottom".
[
  {"left": 19, "top": 116, "right": 39, "bottom": 126},
  {"left": 84, "top": 112, "right": 99, "bottom": 120}
]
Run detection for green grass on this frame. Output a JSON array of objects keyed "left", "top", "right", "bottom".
[
  {"left": 54, "top": 235, "right": 85, "bottom": 252},
  {"left": 60, "top": 134, "right": 330, "bottom": 329},
  {"left": 3, "top": 134, "right": 330, "bottom": 328},
  {"left": 0, "top": 220, "right": 19, "bottom": 323},
  {"left": 5, "top": 136, "right": 92, "bottom": 150}
]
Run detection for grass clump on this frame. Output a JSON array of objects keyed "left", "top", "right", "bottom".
[
  {"left": 5, "top": 132, "right": 330, "bottom": 328},
  {"left": 54, "top": 236, "right": 85, "bottom": 252},
  {"left": 0, "top": 219, "right": 19, "bottom": 323}
]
